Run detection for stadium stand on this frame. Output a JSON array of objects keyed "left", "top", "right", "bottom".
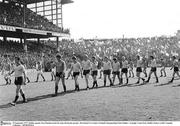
[{"left": 0, "top": 1, "right": 70, "bottom": 33}]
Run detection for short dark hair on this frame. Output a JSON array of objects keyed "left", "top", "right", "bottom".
[
  {"left": 56, "top": 54, "right": 61, "bottom": 58},
  {"left": 72, "top": 56, "right": 77, "bottom": 60},
  {"left": 113, "top": 57, "right": 117, "bottom": 61},
  {"left": 150, "top": 56, "right": 154, "bottom": 59},
  {"left": 15, "top": 57, "right": 20, "bottom": 61},
  {"left": 92, "top": 56, "right": 95, "bottom": 59}
]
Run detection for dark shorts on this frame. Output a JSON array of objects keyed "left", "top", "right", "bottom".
[
  {"left": 174, "top": 67, "right": 179, "bottom": 72},
  {"left": 121, "top": 68, "right": 128, "bottom": 73},
  {"left": 83, "top": 70, "right": 90, "bottom": 75},
  {"left": 151, "top": 67, "right": 157, "bottom": 72},
  {"left": 112, "top": 71, "right": 120, "bottom": 75},
  {"left": 14, "top": 77, "right": 23, "bottom": 85},
  {"left": 136, "top": 67, "right": 142, "bottom": 72},
  {"left": 56, "top": 72, "right": 65, "bottom": 78},
  {"left": 92, "top": 70, "right": 98, "bottom": 76},
  {"left": 103, "top": 70, "right": 111, "bottom": 75},
  {"left": 73, "top": 72, "right": 80, "bottom": 77}
]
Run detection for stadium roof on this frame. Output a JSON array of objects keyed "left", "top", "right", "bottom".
[{"left": 16, "top": 0, "right": 74, "bottom": 5}]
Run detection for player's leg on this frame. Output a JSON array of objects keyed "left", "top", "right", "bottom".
[
  {"left": 120, "top": 72, "right": 123, "bottom": 84},
  {"left": 35, "top": 72, "right": 40, "bottom": 82},
  {"left": 61, "top": 73, "right": 66, "bottom": 92},
  {"left": 92, "top": 71, "right": 98, "bottom": 88},
  {"left": 11, "top": 85, "right": 20, "bottom": 105},
  {"left": 132, "top": 68, "right": 134, "bottom": 78},
  {"left": 160, "top": 68, "right": 163, "bottom": 77},
  {"left": 104, "top": 73, "right": 107, "bottom": 87},
  {"left": 108, "top": 71, "right": 113, "bottom": 86},
  {"left": 143, "top": 68, "right": 147, "bottom": 77},
  {"left": 85, "top": 73, "right": 90, "bottom": 89},
  {"left": 51, "top": 71, "right": 55, "bottom": 81},
  {"left": 4, "top": 73, "right": 9, "bottom": 85},
  {"left": 99, "top": 69, "right": 103, "bottom": 79},
  {"left": 55, "top": 76, "right": 60, "bottom": 95},
  {"left": 136, "top": 72, "right": 140, "bottom": 84},
  {"left": 117, "top": 72, "right": 121, "bottom": 85},
  {"left": 125, "top": 73, "right": 128, "bottom": 84},
  {"left": 40, "top": 72, "right": 46, "bottom": 81},
  {"left": 74, "top": 74, "right": 80, "bottom": 91},
  {"left": 129, "top": 69, "right": 131, "bottom": 78},
  {"left": 112, "top": 72, "right": 116, "bottom": 85},
  {"left": 20, "top": 86, "right": 27, "bottom": 102},
  {"left": 163, "top": 67, "right": 166, "bottom": 77},
  {"left": 154, "top": 71, "right": 159, "bottom": 83},
  {"left": 26, "top": 76, "right": 30, "bottom": 83},
  {"left": 169, "top": 71, "right": 175, "bottom": 83},
  {"left": 146, "top": 71, "right": 152, "bottom": 83}
]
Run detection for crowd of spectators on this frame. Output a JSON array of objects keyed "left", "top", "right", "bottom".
[
  {"left": 0, "top": 1, "right": 70, "bottom": 34},
  {"left": 0, "top": 35, "right": 180, "bottom": 70}
]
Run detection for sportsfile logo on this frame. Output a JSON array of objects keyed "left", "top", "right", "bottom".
[{"left": 0, "top": 121, "right": 11, "bottom": 126}]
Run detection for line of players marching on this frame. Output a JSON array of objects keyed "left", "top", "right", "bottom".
[{"left": 1, "top": 54, "right": 180, "bottom": 106}]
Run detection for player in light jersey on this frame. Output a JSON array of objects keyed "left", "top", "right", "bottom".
[
  {"left": 91, "top": 56, "right": 98, "bottom": 88},
  {"left": 128, "top": 59, "right": 134, "bottom": 78},
  {"left": 136, "top": 55, "right": 145, "bottom": 84},
  {"left": 120, "top": 56, "right": 129, "bottom": 84},
  {"left": 52, "top": 54, "right": 66, "bottom": 96},
  {"left": 145, "top": 56, "right": 159, "bottom": 83},
  {"left": 160, "top": 58, "right": 166, "bottom": 77},
  {"left": 103, "top": 56, "right": 113, "bottom": 87},
  {"left": 67, "top": 56, "right": 83, "bottom": 91},
  {"left": 35, "top": 61, "right": 46, "bottom": 82},
  {"left": 82, "top": 55, "right": 91, "bottom": 89},
  {"left": 169, "top": 56, "right": 180, "bottom": 83},
  {"left": 9, "top": 57, "right": 27, "bottom": 106},
  {"left": 112, "top": 57, "right": 121, "bottom": 85}
]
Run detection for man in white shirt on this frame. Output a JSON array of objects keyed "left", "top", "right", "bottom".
[
  {"left": 9, "top": 57, "right": 27, "bottom": 106},
  {"left": 112, "top": 57, "right": 121, "bottom": 85},
  {"left": 136, "top": 55, "right": 145, "bottom": 84},
  {"left": 103, "top": 56, "right": 113, "bottom": 86},
  {"left": 169, "top": 56, "right": 180, "bottom": 83},
  {"left": 53, "top": 54, "right": 66, "bottom": 96},
  {"left": 67, "top": 56, "right": 83, "bottom": 91},
  {"left": 145, "top": 56, "right": 159, "bottom": 83},
  {"left": 91, "top": 56, "right": 98, "bottom": 88},
  {"left": 82, "top": 55, "right": 91, "bottom": 89},
  {"left": 120, "top": 56, "right": 129, "bottom": 84}
]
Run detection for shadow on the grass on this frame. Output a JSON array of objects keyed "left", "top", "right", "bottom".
[
  {"left": 127, "top": 82, "right": 148, "bottom": 87},
  {"left": 0, "top": 84, "right": 9, "bottom": 86},
  {"left": 154, "top": 82, "right": 172, "bottom": 87},
  {"left": 0, "top": 85, "right": 118, "bottom": 109},
  {"left": 172, "top": 84, "right": 180, "bottom": 87}
]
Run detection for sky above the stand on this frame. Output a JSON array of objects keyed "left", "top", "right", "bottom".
[{"left": 63, "top": 0, "right": 180, "bottom": 39}]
